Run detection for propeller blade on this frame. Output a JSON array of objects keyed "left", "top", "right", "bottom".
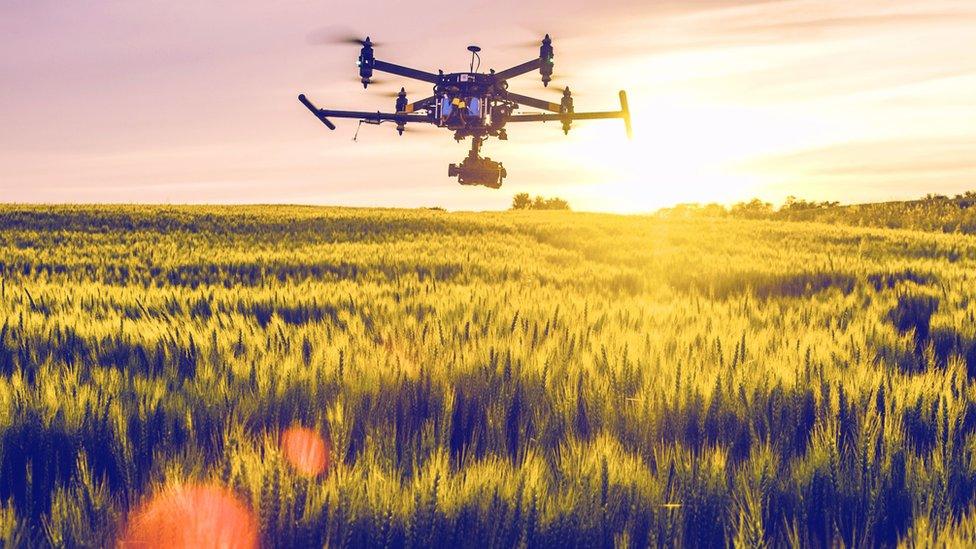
[
  {"left": 543, "top": 75, "right": 575, "bottom": 88},
  {"left": 501, "top": 39, "right": 544, "bottom": 49},
  {"left": 399, "top": 125, "right": 438, "bottom": 134},
  {"left": 522, "top": 67, "right": 575, "bottom": 88},
  {"left": 511, "top": 75, "right": 577, "bottom": 93},
  {"left": 500, "top": 27, "right": 554, "bottom": 49},
  {"left": 350, "top": 76, "right": 388, "bottom": 86},
  {"left": 306, "top": 26, "right": 383, "bottom": 47},
  {"left": 378, "top": 90, "right": 407, "bottom": 98}
]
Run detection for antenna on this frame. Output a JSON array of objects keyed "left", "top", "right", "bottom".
[{"left": 467, "top": 45, "right": 481, "bottom": 72}]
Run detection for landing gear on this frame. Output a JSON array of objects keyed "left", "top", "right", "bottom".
[{"left": 448, "top": 136, "right": 506, "bottom": 189}]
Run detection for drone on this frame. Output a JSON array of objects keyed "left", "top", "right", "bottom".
[{"left": 298, "top": 35, "right": 632, "bottom": 189}]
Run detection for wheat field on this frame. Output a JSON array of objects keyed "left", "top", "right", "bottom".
[{"left": 2, "top": 205, "right": 976, "bottom": 546}]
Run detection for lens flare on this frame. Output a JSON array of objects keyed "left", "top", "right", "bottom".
[
  {"left": 118, "top": 483, "right": 258, "bottom": 549},
  {"left": 281, "top": 425, "right": 330, "bottom": 476}
]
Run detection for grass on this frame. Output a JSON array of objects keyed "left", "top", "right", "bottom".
[{"left": 2, "top": 204, "right": 976, "bottom": 546}]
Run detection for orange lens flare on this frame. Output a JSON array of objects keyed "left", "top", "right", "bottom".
[
  {"left": 118, "top": 483, "right": 258, "bottom": 549},
  {"left": 280, "top": 425, "right": 330, "bottom": 476}
]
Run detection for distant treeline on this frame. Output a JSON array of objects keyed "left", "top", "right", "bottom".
[
  {"left": 511, "top": 193, "right": 571, "bottom": 211},
  {"left": 657, "top": 191, "right": 976, "bottom": 234}
]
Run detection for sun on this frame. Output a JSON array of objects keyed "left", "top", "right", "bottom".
[{"left": 548, "top": 92, "right": 832, "bottom": 213}]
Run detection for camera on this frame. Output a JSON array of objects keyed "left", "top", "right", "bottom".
[{"left": 448, "top": 155, "right": 506, "bottom": 189}]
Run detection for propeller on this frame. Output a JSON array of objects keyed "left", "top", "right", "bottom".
[
  {"left": 542, "top": 75, "right": 575, "bottom": 89},
  {"left": 349, "top": 76, "right": 387, "bottom": 86},
  {"left": 354, "top": 121, "right": 436, "bottom": 139},
  {"left": 306, "top": 26, "right": 383, "bottom": 47},
  {"left": 502, "top": 38, "right": 548, "bottom": 49},
  {"left": 378, "top": 89, "right": 409, "bottom": 98},
  {"left": 397, "top": 124, "right": 438, "bottom": 134},
  {"left": 509, "top": 74, "right": 578, "bottom": 93},
  {"left": 500, "top": 27, "right": 554, "bottom": 49}
]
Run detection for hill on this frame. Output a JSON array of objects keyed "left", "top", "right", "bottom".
[{"left": 1, "top": 205, "right": 976, "bottom": 545}]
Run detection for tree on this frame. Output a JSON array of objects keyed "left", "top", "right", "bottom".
[
  {"left": 541, "top": 197, "right": 570, "bottom": 210},
  {"left": 954, "top": 191, "right": 976, "bottom": 208},
  {"left": 730, "top": 198, "right": 773, "bottom": 219},
  {"left": 781, "top": 196, "right": 839, "bottom": 212},
  {"left": 511, "top": 193, "right": 532, "bottom": 210},
  {"left": 701, "top": 203, "right": 728, "bottom": 217},
  {"left": 655, "top": 203, "right": 728, "bottom": 218},
  {"left": 511, "top": 194, "right": 570, "bottom": 211}
]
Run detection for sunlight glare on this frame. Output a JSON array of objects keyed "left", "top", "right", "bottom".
[
  {"left": 119, "top": 483, "right": 258, "bottom": 549},
  {"left": 554, "top": 92, "right": 836, "bottom": 213},
  {"left": 281, "top": 425, "right": 331, "bottom": 477}
]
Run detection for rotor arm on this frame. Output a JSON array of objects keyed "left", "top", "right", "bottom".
[
  {"left": 507, "top": 112, "right": 616, "bottom": 121},
  {"left": 505, "top": 91, "right": 633, "bottom": 138},
  {"left": 372, "top": 59, "right": 440, "bottom": 84},
  {"left": 503, "top": 91, "right": 563, "bottom": 113},
  {"left": 316, "top": 109, "right": 434, "bottom": 124},
  {"left": 298, "top": 95, "right": 434, "bottom": 128},
  {"left": 298, "top": 94, "right": 336, "bottom": 130},
  {"left": 506, "top": 111, "right": 632, "bottom": 137},
  {"left": 493, "top": 58, "right": 542, "bottom": 81},
  {"left": 401, "top": 95, "right": 437, "bottom": 114},
  {"left": 493, "top": 34, "right": 554, "bottom": 85}
]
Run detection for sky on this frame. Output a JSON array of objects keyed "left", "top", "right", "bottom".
[{"left": 1, "top": 0, "right": 975, "bottom": 213}]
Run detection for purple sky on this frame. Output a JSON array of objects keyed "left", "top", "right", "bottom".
[{"left": 2, "top": 0, "right": 975, "bottom": 211}]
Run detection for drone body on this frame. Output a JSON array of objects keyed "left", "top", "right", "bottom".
[{"left": 299, "top": 35, "right": 631, "bottom": 189}]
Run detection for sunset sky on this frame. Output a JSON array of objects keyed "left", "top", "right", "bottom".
[{"left": 2, "top": 0, "right": 975, "bottom": 212}]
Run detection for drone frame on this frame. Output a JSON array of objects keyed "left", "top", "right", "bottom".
[{"left": 299, "top": 34, "right": 632, "bottom": 187}]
